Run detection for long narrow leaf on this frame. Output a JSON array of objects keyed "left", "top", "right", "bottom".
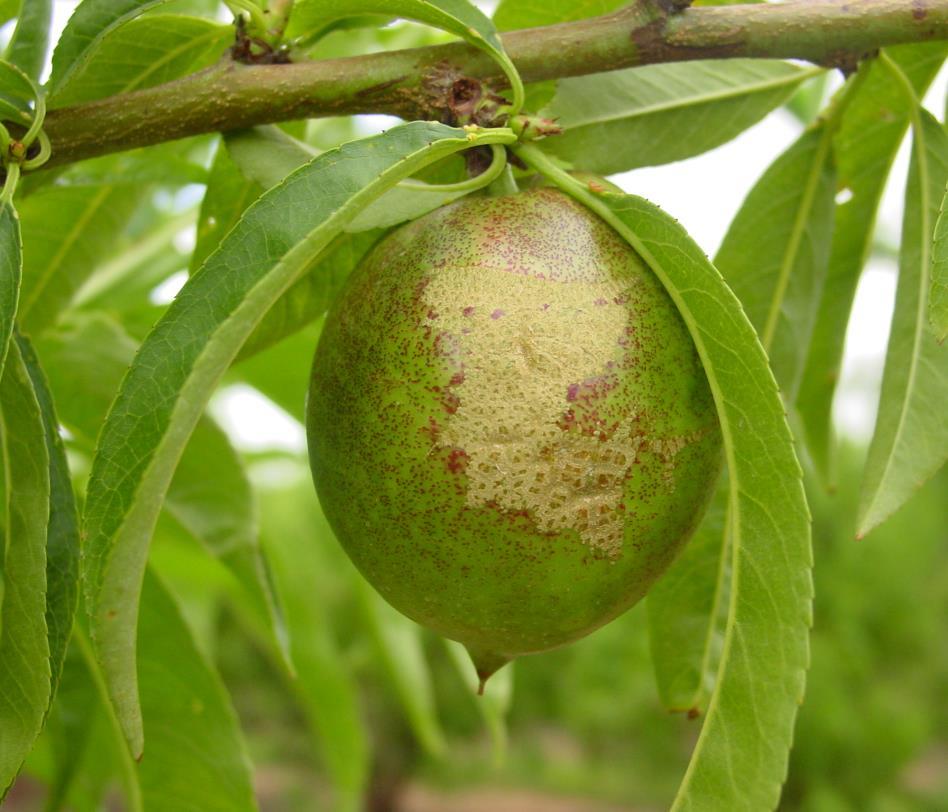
[
  {"left": 857, "top": 109, "right": 948, "bottom": 536},
  {"left": 646, "top": 478, "right": 730, "bottom": 715},
  {"left": 82, "top": 122, "right": 514, "bottom": 755},
  {"left": 518, "top": 147, "right": 811, "bottom": 808},
  {"left": 5, "top": 0, "right": 52, "bottom": 81},
  {"left": 931, "top": 181, "right": 948, "bottom": 342},
  {"left": 0, "top": 203, "right": 20, "bottom": 379},
  {"left": 541, "top": 61, "right": 819, "bottom": 175},
  {"left": 0, "top": 337, "right": 51, "bottom": 798},
  {"left": 36, "top": 312, "right": 291, "bottom": 671},
  {"left": 18, "top": 184, "right": 148, "bottom": 333},
  {"left": 48, "top": 0, "right": 169, "bottom": 96},
  {"left": 715, "top": 124, "right": 836, "bottom": 401},
  {"left": 798, "top": 43, "right": 946, "bottom": 481},
  {"left": 17, "top": 332, "right": 80, "bottom": 705},
  {"left": 50, "top": 14, "right": 231, "bottom": 107}
]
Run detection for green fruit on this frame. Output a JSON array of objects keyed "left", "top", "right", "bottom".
[{"left": 307, "top": 187, "right": 721, "bottom": 688}]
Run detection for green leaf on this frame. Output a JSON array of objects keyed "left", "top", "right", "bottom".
[
  {"left": 238, "top": 228, "right": 383, "bottom": 359},
  {"left": 493, "top": 0, "right": 625, "bottom": 29},
  {"left": 930, "top": 181, "right": 948, "bottom": 342},
  {"left": 16, "top": 332, "right": 80, "bottom": 705},
  {"left": 647, "top": 478, "right": 730, "bottom": 715},
  {"left": 518, "top": 145, "right": 811, "bottom": 808},
  {"left": 259, "top": 482, "right": 368, "bottom": 812},
  {"left": 135, "top": 569, "right": 257, "bottom": 811},
  {"left": 540, "top": 60, "right": 818, "bottom": 175},
  {"left": 35, "top": 312, "right": 290, "bottom": 669},
  {"left": 205, "top": 134, "right": 386, "bottom": 360},
  {"left": 82, "top": 121, "right": 514, "bottom": 755},
  {"left": 857, "top": 109, "right": 948, "bottom": 537},
  {"left": 5, "top": 0, "right": 52, "bottom": 81},
  {"left": 0, "top": 0, "right": 18, "bottom": 26},
  {"left": 286, "top": 0, "right": 523, "bottom": 111},
  {"left": 18, "top": 184, "right": 149, "bottom": 334},
  {"left": 357, "top": 583, "right": 446, "bottom": 757},
  {"left": 715, "top": 124, "right": 837, "bottom": 401},
  {"left": 49, "top": 14, "right": 232, "bottom": 107},
  {"left": 48, "top": 0, "right": 171, "bottom": 95},
  {"left": 225, "top": 126, "right": 475, "bottom": 234},
  {"left": 444, "top": 639, "right": 513, "bottom": 764},
  {"left": 191, "top": 141, "right": 263, "bottom": 274},
  {"left": 0, "top": 337, "right": 51, "bottom": 798},
  {"left": 797, "top": 43, "right": 946, "bottom": 482},
  {"left": 0, "top": 57, "right": 36, "bottom": 125},
  {"left": 0, "top": 203, "right": 21, "bottom": 379},
  {"left": 163, "top": 414, "right": 292, "bottom": 669}
]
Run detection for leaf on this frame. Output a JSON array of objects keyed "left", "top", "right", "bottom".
[
  {"left": 444, "top": 639, "right": 513, "bottom": 764},
  {"left": 48, "top": 0, "right": 172, "bottom": 95},
  {"left": 259, "top": 482, "right": 368, "bottom": 812},
  {"left": 162, "top": 414, "right": 291, "bottom": 668},
  {"left": 714, "top": 124, "right": 837, "bottom": 401},
  {"left": 0, "top": 203, "right": 21, "bottom": 379},
  {"left": 0, "top": 337, "right": 51, "bottom": 798},
  {"left": 82, "top": 121, "right": 514, "bottom": 755},
  {"left": 16, "top": 332, "right": 80, "bottom": 705},
  {"left": 204, "top": 135, "right": 386, "bottom": 360},
  {"left": 540, "top": 60, "right": 818, "bottom": 175},
  {"left": 135, "top": 569, "right": 257, "bottom": 811},
  {"left": 18, "top": 184, "right": 148, "bottom": 334},
  {"left": 238, "top": 228, "right": 383, "bottom": 359},
  {"left": 647, "top": 478, "right": 730, "bottom": 715},
  {"left": 0, "top": 57, "right": 35, "bottom": 125},
  {"left": 5, "top": 0, "right": 52, "bottom": 81},
  {"left": 518, "top": 147, "right": 811, "bottom": 808},
  {"left": 226, "top": 126, "right": 473, "bottom": 234},
  {"left": 49, "top": 14, "right": 232, "bottom": 107},
  {"left": 931, "top": 181, "right": 948, "bottom": 342},
  {"left": 797, "top": 43, "right": 947, "bottom": 481},
  {"left": 493, "top": 0, "right": 625, "bottom": 29},
  {"left": 286, "top": 0, "right": 522, "bottom": 110},
  {"left": 191, "top": 141, "right": 263, "bottom": 274},
  {"left": 35, "top": 312, "right": 290, "bottom": 668},
  {"left": 857, "top": 109, "right": 948, "bottom": 536},
  {"left": 357, "top": 583, "right": 446, "bottom": 757}
]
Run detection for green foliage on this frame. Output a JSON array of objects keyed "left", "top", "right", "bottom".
[
  {"left": 715, "top": 123, "right": 836, "bottom": 401},
  {"left": 857, "top": 104, "right": 948, "bottom": 536},
  {"left": 0, "top": 338, "right": 50, "bottom": 798},
  {"left": 0, "top": 4, "right": 945, "bottom": 810},
  {"left": 515, "top": 152, "right": 811, "bottom": 810},
  {"left": 540, "top": 60, "right": 818, "bottom": 175}
]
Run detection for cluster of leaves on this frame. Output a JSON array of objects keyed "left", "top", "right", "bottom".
[{"left": 0, "top": 0, "right": 944, "bottom": 809}]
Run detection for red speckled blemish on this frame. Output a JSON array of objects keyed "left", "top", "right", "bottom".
[
  {"left": 462, "top": 306, "right": 475, "bottom": 316},
  {"left": 490, "top": 309, "right": 505, "bottom": 320},
  {"left": 449, "top": 370, "right": 465, "bottom": 386},
  {"left": 446, "top": 448, "right": 468, "bottom": 474},
  {"left": 594, "top": 298, "right": 608, "bottom": 306},
  {"left": 566, "top": 384, "right": 579, "bottom": 402},
  {"left": 442, "top": 390, "right": 460, "bottom": 414}
]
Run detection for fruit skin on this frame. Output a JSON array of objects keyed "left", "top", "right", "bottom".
[{"left": 307, "top": 187, "right": 721, "bottom": 681}]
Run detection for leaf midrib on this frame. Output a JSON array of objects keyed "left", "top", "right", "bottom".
[
  {"left": 859, "top": 108, "right": 932, "bottom": 531},
  {"left": 555, "top": 66, "right": 822, "bottom": 131},
  {"left": 20, "top": 185, "right": 113, "bottom": 318},
  {"left": 761, "top": 126, "right": 833, "bottom": 351}
]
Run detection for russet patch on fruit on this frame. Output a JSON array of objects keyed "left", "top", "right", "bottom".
[{"left": 307, "top": 187, "right": 722, "bottom": 689}]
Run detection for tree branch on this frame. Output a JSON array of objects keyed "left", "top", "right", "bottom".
[{"left": 42, "top": 0, "right": 948, "bottom": 169}]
